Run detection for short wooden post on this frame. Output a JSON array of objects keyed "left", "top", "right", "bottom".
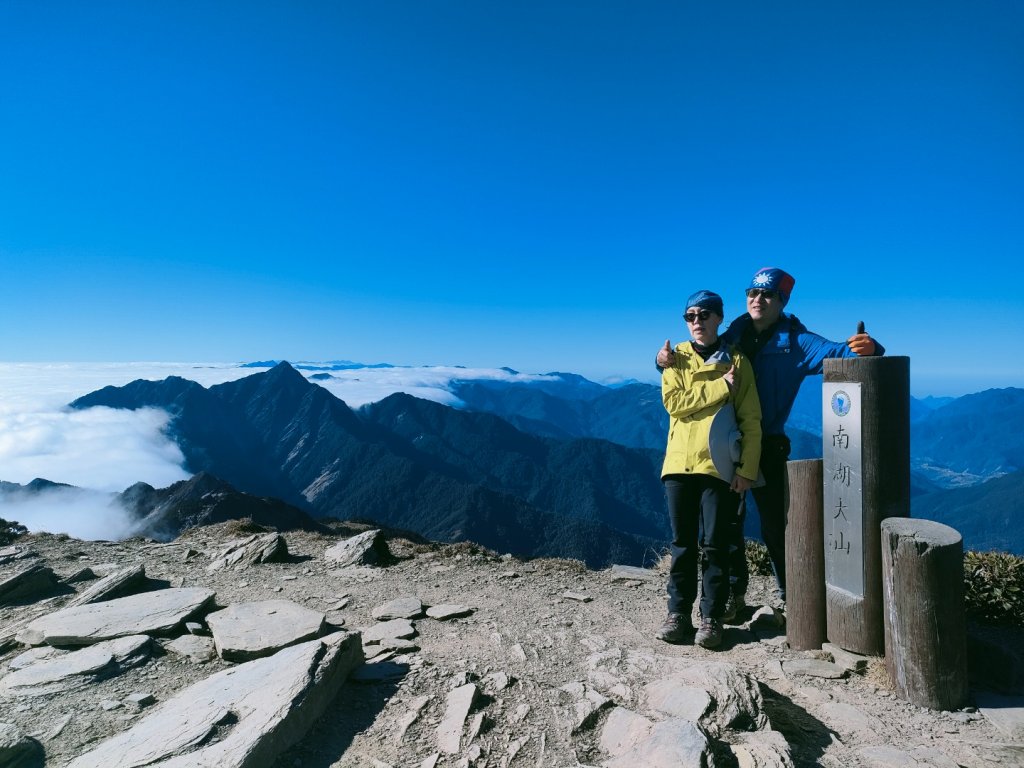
[
  {"left": 786, "top": 459, "right": 826, "bottom": 650},
  {"left": 823, "top": 357, "right": 910, "bottom": 656},
  {"left": 881, "top": 518, "right": 968, "bottom": 710}
]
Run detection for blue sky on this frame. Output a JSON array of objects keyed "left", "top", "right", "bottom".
[{"left": 2, "top": 1, "right": 1022, "bottom": 395}]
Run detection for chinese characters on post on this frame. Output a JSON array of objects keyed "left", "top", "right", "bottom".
[{"left": 823, "top": 383, "right": 864, "bottom": 596}]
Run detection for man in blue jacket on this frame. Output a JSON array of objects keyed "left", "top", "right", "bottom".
[{"left": 656, "top": 267, "right": 883, "bottom": 618}]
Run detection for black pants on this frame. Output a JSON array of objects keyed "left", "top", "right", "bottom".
[
  {"left": 729, "top": 434, "right": 790, "bottom": 600},
  {"left": 663, "top": 473, "right": 738, "bottom": 620}
]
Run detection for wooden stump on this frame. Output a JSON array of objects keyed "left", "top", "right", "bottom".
[
  {"left": 881, "top": 517, "right": 968, "bottom": 710},
  {"left": 786, "top": 459, "right": 826, "bottom": 650}
]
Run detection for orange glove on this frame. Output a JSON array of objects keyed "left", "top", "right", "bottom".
[{"left": 847, "top": 333, "right": 876, "bottom": 356}]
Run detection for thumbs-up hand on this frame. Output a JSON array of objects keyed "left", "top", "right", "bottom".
[
  {"left": 723, "top": 364, "right": 736, "bottom": 392},
  {"left": 656, "top": 339, "right": 676, "bottom": 369},
  {"left": 848, "top": 321, "right": 877, "bottom": 356}
]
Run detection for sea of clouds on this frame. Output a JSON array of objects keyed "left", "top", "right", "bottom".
[{"left": 0, "top": 361, "right": 559, "bottom": 538}]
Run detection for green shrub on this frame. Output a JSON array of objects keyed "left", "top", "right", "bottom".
[
  {"left": 1, "top": 518, "right": 28, "bottom": 546},
  {"left": 963, "top": 550, "right": 1024, "bottom": 627},
  {"left": 746, "top": 540, "right": 775, "bottom": 577}
]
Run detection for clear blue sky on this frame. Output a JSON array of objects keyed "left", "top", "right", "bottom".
[{"left": 2, "top": 1, "right": 1022, "bottom": 395}]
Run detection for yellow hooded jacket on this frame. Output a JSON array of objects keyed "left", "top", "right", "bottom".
[{"left": 661, "top": 341, "right": 762, "bottom": 481}]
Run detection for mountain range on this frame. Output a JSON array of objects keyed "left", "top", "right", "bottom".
[
  {"left": 70, "top": 364, "right": 668, "bottom": 567},
  {"left": 61, "top": 362, "right": 1024, "bottom": 558}
]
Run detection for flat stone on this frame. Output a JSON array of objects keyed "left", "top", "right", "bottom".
[
  {"left": 206, "top": 533, "right": 288, "bottom": 572},
  {"left": 100, "top": 699, "right": 122, "bottom": 711},
  {"left": 0, "top": 563, "right": 60, "bottom": 605},
  {"left": 822, "top": 642, "right": 869, "bottom": 674},
  {"left": 127, "top": 692, "right": 156, "bottom": 708},
  {"left": 600, "top": 707, "right": 655, "bottom": 757},
  {"left": 6, "top": 646, "right": 63, "bottom": 670},
  {"left": 644, "top": 681, "right": 712, "bottom": 721},
  {"left": 605, "top": 718, "right": 710, "bottom": 768},
  {"left": 607, "top": 564, "right": 659, "bottom": 582},
  {"left": 782, "top": 659, "right": 847, "bottom": 679},
  {"left": 562, "top": 591, "right": 593, "bottom": 602},
  {"left": 0, "top": 635, "right": 150, "bottom": 697},
  {"left": 729, "top": 729, "right": 794, "bottom": 767},
  {"left": 66, "top": 563, "right": 147, "bottom": 607},
  {"left": 379, "top": 637, "right": 419, "bottom": 653},
  {"left": 17, "top": 588, "right": 215, "bottom": 647},
  {"left": 372, "top": 597, "right": 423, "bottom": 621},
  {"left": 0, "top": 721, "right": 44, "bottom": 767},
  {"left": 437, "top": 683, "right": 477, "bottom": 754},
  {"left": 65, "top": 632, "right": 362, "bottom": 768},
  {"left": 361, "top": 618, "right": 416, "bottom": 645},
  {"left": 324, "top": 530, "right": 390, "bottom": 567},
  {"left": 164, "top": 635, "right": 217, "bottom": 663},
  {"left": 206, "top": 600, "right": 326, "bottom": 661},
  {"left": 425, "top": 604, "right": 474, "bottom": 620},
  {"left": 185, "top": 622, "right": 205, "bottom": 635},
  {"left": 482, "top": 671, "right": 510, "bottom": 692},
  {"left": 977, "top": 692, "right": 1024, "bottom": 741}
]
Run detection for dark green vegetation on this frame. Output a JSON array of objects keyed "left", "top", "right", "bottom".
[
  {"left": 964, "top": 550, "right": 1024, "bottom": 628},
  {"left": 0, "top": 517, "right": 27, "bottom": 545}
]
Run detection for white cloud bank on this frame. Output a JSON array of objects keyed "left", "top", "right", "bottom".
[{"left": 0, "top": 486, "right": 144, "bottom": 541}]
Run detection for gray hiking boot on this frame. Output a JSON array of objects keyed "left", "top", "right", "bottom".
[
  {"left": 655, "top": 613, "right": 695, "bottom": 644},
  {"left": 721, "top": 592, "right": 746, "bottom": 624},
  {"left": 695, "top": 617, "right": 723, "bottom": 649}
]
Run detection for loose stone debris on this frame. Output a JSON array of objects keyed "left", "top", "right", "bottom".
[{"left": 0, "top": 527, "right": 1018, "bottom": 768}]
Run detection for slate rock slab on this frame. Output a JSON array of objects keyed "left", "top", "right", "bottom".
[
  {"left": 604, "top": 717, "right": 710, "bottom": 768},
  {"left": 66, "top": 563, "right": 147, "bottom": 608},
  {"left": 0, "top": 563, "right": 59, "bottom": 605},
  {"left": 17, "top": 588, "right": 215, "bottom": 646},
  {"left": 361, "top": 618, "right": 416, "bottom": 645},
  {"left": 164, "top": 635, "right": 216, "bottom": 664},
  {"left": 0, "top": 635, "right": 150, "bottom": 697},
  {"left": 437, "top": 682, "right": 478, "bottom": 753},
  {"left": 783, "top": 659, "right": 847, "bottom": 679},
  {"left": 372, "top": 597, "right": 423, "bottom": 621},
  {"left": 206, "top": 600, "right": 326, "bottom": 661},
  {"left": 65, "top": 632, "right": 363, "bottom": 768},
  {"left": 425, "top": 604, "right": 474, "bottom": 620},
  {"left": 325, "top": 530, "right": 390, "bottom": 567},
  {"left": 207, "top": 534, "right": 288, "bottom": 572}
]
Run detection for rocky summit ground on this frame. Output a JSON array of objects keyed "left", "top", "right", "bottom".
[{"left": 1, "top": 522, "right": 1022, "bottom": 768}]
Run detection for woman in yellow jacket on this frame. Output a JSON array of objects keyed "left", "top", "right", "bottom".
[{"left": 657, "top": 290, "right": 762, "bottom": 648}]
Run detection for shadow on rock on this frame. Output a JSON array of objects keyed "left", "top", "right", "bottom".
[{"left": 758, "top": 683, "right": 837, "bottom": 767}]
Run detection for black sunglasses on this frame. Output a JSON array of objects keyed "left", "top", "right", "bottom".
[
  {"left": 684, "top": 309, "right": 713, "bottom": 323},
  {"left": 746, "top": 288, "right": 779, "bottom": 299}
]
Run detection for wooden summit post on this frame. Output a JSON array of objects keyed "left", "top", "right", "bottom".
[
  {"left": 822, "top": 356, "right": 910, "bottom": 655},
  {"left": 786, "top": 459, "right": 826, "bottom": 650}
]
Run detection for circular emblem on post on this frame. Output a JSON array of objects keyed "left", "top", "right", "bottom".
[{"left": 831, "top": 390, "right": 852, "bottom": 417}]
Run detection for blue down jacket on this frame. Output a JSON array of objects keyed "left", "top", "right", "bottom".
[{"left": 719, "top": 313, "right": 885, "bottom": 437}]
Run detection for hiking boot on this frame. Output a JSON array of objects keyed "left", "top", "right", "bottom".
[
  {"left": 721, "top": 592, "right": 746, "bottom": 624},
  {"left": 655, "top": 613, "right": 695, "bottom": 644},
  {"left": 695, "top": 617, "right": 723, "bottom": 649}
]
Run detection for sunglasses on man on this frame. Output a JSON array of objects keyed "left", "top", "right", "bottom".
[
  {"left": 684, "top": 310, "right": 713, "bottom": 323},
  {"left": 746, "top": 288, "right": 779, "bottom": 300}
]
